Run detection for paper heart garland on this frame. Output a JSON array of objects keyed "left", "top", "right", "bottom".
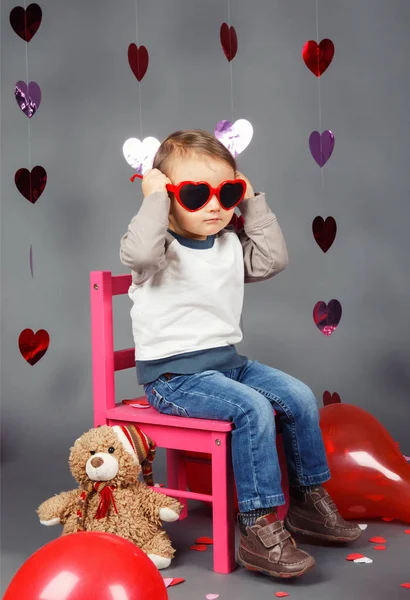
[
  {"left": 214, "top": 119, "right": 253, "bottom": 157},
  {"left": 9, "top": 3, "right": 42, "bottom": 42},
  {"left": 19, "top": 328, "right": 50, "bottom": 365},
  {"left": 15, "top": 81, "right": 41, "bottom": 117},
  {"left": 15, "top": 166, "right": 47, "bottom": 203},
  {"left": 312, "top": 216, "right": 337, "bottom": 252},
  {"left": 309, "top": 130, "right": 335, "bottom": 167},
  {"left": 220, "top": 23, "right": 237, "bottom": 61},
  {"left": 323, "top": 391, "right": 341, "bottom": 406},
  {"left": 128, "top": 43, "right": 149, "bottom": 81},
  {"left": 313, "top": 299, "right": 342, "bottom": 336},
  {"left": 302, "top": 39, "right": 335, "bottom": 77},
  {"left": 122, "top": 137, "right": 160, "bottom": 174}
]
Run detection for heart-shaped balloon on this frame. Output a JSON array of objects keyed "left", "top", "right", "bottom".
[
  {"left": 312, "top": 216, "right": 336, "bottom": 252},
  {"left": 313, "top": 299, "right": 342, "bottom": 336},
  {"left": 122, "top": 137, "right": 161, "bottom": 174},
  {"left": 128, "top": 43, "right": 149, "bottom": 81},
  {"left": 323, "top": 391, "right": 341, "bottom": 406},
  {"left": 15, "top": 166, "right": 47, "bottom": 203},
  {"left": 302, "top": 39, "right": 335, "bottom": 77},
  {"left": 220, "top": 22, "right": 237, "bottom": 61},
  {"left": 19, "top": 328, "right": 50, "bottom": 365},
  {"left": 9, "top": 3, "right": 42, "bottom": 41},
  {"left": 15, "top": 81, "right": 41, "bottom": 117},
  {"left": 309, "top": 130, "right": 335, "bottom": 167},
  {"left": 214, "top": 119, "right": 253, "bottom": 157}
]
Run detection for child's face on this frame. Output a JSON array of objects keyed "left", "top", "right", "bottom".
[{"left": 168, "top": 154, "right": 236, "bottom": 240}]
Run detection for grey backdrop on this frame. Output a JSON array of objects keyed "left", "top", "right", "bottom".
[{"left": 1, "top": 0, "right": 410, "bottom": 595}]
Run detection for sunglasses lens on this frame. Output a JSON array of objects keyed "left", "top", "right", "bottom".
[
  {"left": 220, "top": 182, "right": 245, "bottom": 208},
  {"left": 179, "top": 184, "right": 210, "bottom": 210}
]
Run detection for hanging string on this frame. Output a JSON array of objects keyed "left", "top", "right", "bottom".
[
  {"left": 134, "top": 0, "right": 143, "bottom": 140},
  {"left": 315, "top": 0, "right": 325, "bottom": 192},
  {"left": 23, "top": 0, "right": 34, "bottom": 276}
]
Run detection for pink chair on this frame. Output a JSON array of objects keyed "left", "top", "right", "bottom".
[{"left": 90, "top": 270, "right": 289, "bottom": 574}]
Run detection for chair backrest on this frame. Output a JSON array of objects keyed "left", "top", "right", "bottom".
[{"left": 90, "top": 271, "right": 135, "bottom": 425}]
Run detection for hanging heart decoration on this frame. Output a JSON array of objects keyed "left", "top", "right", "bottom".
[
  {"left": 309, "top": 130, "right": 335, "bottom": 167},
  {"left": 9, "top": 3, "right": 42, "bottom": 42},
  {"left": 122, "top": 137, "right": 161, "bottom": 174},
  {"left": 15, "top": 80, "right": 41, "bottom": 117},
  {"left": 323, "top": 391, "right": 341, "bottom": 406},
  {"left": 15, "top": 166, "right": 47, "bottom": 203},
  {"left": 313, "top": 299, "right": 342, "bottom": 336},
  {"left": 302, "top": 39, "right": 335, "bottom": 77},
  {"left": 312, "top": 216, "right": 337, "bottom": 252},
  {"left": 220, "top": 23, "right": 237, "bottom": 61},
  {"left": 214, "top": 119, "right": 253, "bottom": 157},
  {"left": 18, "top": 328, "right": 50, "bottom": 365},
  {"left": 128, "top": 43, "right": 149, "bottom": 81}
]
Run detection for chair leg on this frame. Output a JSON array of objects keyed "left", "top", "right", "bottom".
[
  {"left": 211, "top": 433, "right": 236, "bottom": 574},
  {"left": 276, "top": 433, "right": 289, "bottom": 521},
  {"left": 166, "top": 449, "right": 188, "bottom": 520}
]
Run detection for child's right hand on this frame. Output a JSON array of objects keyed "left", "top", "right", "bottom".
[{"left": 142, "top": 168, "right": 172, "bottom": 197}]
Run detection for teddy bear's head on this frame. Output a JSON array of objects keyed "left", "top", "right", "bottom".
[{"left": 69, "top": 425, "right": 156, "bottom": 488}]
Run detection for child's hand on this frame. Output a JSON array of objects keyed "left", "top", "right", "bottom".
[
  {"left": 235, "top": 170, "right": 255, "bottom": 199},
  {"left": 142, "top": 168, "right": 172, "bottom": 198}
]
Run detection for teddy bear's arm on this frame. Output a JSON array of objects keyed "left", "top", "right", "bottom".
[
  {"left": 137, "top": 484, "right": 184, "bottom": 523},
  {"left": 37, "top": 489, "right": 79, "bottom": 525}
]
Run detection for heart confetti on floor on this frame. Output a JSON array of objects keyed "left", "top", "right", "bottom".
[
  {"left": 346, "top": 553, "right": 365, "bottom": 561},
  {"left": 354, "top": 557, "right": 373, "bottom": 564},
  {"left": 163, "top": 578, "right": 185, "bottom": 588},
  {"left": 358, "top": 524, "right": 368, "bottom": 530},
  {"left": 205, "top": 594, "right": 219, "bottom": 600},
  {"left": 401, "top": 583, "right": 410, "bottom": 588},
  {"left": 369, "top": 537, "right": 386, "bottom": 544},
  {"left": 275, "top": 593, "right": 290, "bottom": 598},
  {"left": 195, "top": 537, "right": 213, "bottom": 545},
  {"left": 190, "top": 545, "right": 208, "bottom": 552},
  {"left": 382, "top": 517, "right": 394, "bottom": 522},
  {"left": 373, "top": 545, "right": 386, "bottom": 551},
  {"left": 405, "top": 530, "right": 410, "bottom": 534}
]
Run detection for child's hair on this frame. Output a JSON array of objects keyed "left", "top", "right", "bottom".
[{"left": 152, "top": 129, "right": 237, "bottom": 179}]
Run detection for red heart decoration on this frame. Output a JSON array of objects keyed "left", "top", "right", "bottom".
[
  {"left": 128, "top": 43, "right": 149, "bottom": 81},
  {"left": 19, "top": 328, "right": 50, "bottom": 365},
  {"left": 15, "top": 166, "right": 47, "bottom": 204},
  {"left": 346, "top": 553, "right": 365, "bottom": 561},
  {"left": 190, "top": 544, "right": 208, "bottom": 552},
  {"left": 302, "top": 39, "right": 335, "bottom": 77},
  {"left": 275, "top": 593, "right": 289, "bottom": 598},
  {"left": 369, "top": 536, "right": 386, "bottom": 544},
  {"left": 313, "top": 299, "right": 342, "bottom": 336},
  {"left": 373, "top": 545, "right": 386, "bottom": 550},
  {"left": 323, "top": 391, "right": 341, "bottom": 406},
  {"left": 312, "top": 216, "right": 337, "bottom": 252},
  {"left": 220, "top": 23, "right": 237, "bottom": 61},
  {"left": 401, "top": 583, "right": 410, "bottom": 588},
  {"left": 9, "top": 3, "right": 42, "bottom": 42},
  {"left": 195, "top": 536, "right": 213, "bottom": 545}
]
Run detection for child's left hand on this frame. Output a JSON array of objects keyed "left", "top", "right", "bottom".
[{"left": 235, "top": 170, "right": 255, "bottom": 199}]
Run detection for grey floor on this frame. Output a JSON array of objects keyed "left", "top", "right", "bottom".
[{"left": 2, "top": 460, "right": 409, "bottom": 599}]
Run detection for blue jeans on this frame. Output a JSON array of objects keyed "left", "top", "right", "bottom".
[{"left": 143, "top": 359, "right": 331, "bottom": 512}]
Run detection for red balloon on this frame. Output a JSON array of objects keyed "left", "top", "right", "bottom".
[
  {"left": 4, "top": 531, "right": 168, "bottom": 600},
  {"left": 320, "top": 403, "right": 410, "bottom": 523}
]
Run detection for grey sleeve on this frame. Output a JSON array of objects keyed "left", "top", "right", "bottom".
[
  {"left": 237, "top": 192, "right": 289, "bottom": 283},
  {"left": 120, "top": 191, "right": 171, "bottom": 283}
]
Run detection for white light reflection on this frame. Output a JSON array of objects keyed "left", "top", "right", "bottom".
[
  {"left": 349, "top": 451, "right": 400, "bottom": 481},
  {"left": 39, "top": 571, "right": 80, "bottom": 599}
]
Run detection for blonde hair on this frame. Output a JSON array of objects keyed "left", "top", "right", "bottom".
[{"left": 152, "top": 128, "right": 237, "bottom": 179}]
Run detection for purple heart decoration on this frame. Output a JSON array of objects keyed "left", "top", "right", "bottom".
[
  {"left": 312, "top": 216, "right": 337, "bottom": 252},
  {"left": 214, "top": 119, "right": 253, "bottom": 157},
  {"left": 15, "top": 166, "right": 47, "bottom": 203},
  {"left": 309, "top": 130, "right": 335, "bottom": 167},
  {"left": 313, "top": 299, "right": 342, "bottom": 336},
  {"left": 15, "top": 80, "right": 41, "bottom": 117},
  {"left": 9, "top": 4, "right": 42, "bottom": 42}
]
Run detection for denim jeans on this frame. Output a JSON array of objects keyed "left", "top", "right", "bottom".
[{"left": 143, "top": 359, "right": 331, "bottom": 512}]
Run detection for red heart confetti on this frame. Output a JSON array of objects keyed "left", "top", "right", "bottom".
[
  {"left": 128, "top": 43, "right": 149, "bottom": 81},
  {"left": 275, "top": 593, "right": 289, "bottom": 598},
  {"left": 122, "top": 398, "right": 150, "bottom": 408},
  {"left": 373, "top": 545, "right": 386, "bottom": 551},
  {"left": 323, "top": 391, "right": 341, "bottom": 406},
  {"left": 195, "top": 536, "right": 213, "bottom": 545},
  {"left": 190, "top": 544, "right": 208, "bottom": 552},
  {"left": 163, "top": 578, "right": 185, "bottom": 588},
  {"left": 220, "top": 22, "right": 238, "bottom": 61},
  {"left": 15, "top": 166, "right": 47, "bottom": 204},
  {"left": 312, "top": 216, "right": 337, "bottom": 253},
  {"left": 404, "top": 530, "right": 410, "bottom": 534},
  {"left": 369, "top": 537, "right": 386, "bottom": 544},
  {"left": 18, "top": 328, "right": 50, "bottom": 365},
  {"left": 346, "top": 553, "right": 365, "bottom": 561},
  {"left": 401, "top": 583, "right": 410, "bottom": 588},
  {"left": 302, "top": 39, "right": 335, "bottom": 77},
  {"left": 382, "top": 517, "right": 394, "bottom": 522},
  {"left": 9, "top": 3, "right": 42, "bottom": 42}
]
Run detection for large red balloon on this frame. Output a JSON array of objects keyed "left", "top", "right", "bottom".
[
  {"left": 4, "top": 531, "right": 168, "bottom": 600},
  {"left": 320, "top": 403, "right": 410, "bottom": 523}
]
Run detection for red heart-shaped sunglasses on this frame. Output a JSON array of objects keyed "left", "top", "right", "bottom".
[{"left": 130, "top": 173, "right": 247, "bottom": 212}]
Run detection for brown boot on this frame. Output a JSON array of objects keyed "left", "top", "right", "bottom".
[
  {"left": 237, "top": 511, "right": 316, "bottom": 579},
  {"left": 284, "top": 485, "right": 363, "bottom": 543}
]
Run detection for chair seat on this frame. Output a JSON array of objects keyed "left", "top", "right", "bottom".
[{"left": 106, "top": 403, "right": 234, "bottom": 432}]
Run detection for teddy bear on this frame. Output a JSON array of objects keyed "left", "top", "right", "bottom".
[{"left": 37, "top": 424, "right": 184, "bottom": 569}]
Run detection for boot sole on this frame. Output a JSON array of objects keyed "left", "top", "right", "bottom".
[
  {"left": 237, "top": 551, "right": 316, "bottom": 579},
  {"left": 284, "top": 518, "right": 362, "bottom": 544}
]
